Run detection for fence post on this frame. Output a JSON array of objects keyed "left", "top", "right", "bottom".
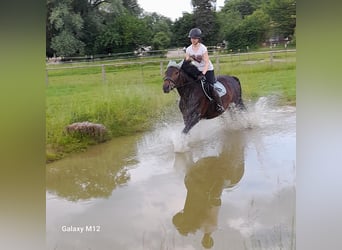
[
  {"left": 101, "top": 64, "right": 106, "bottom": 82},
  {"left": 270, "top": 51, "right": 273, "bottom": 65},
  {"left": 140, "top": 63, "right": 144, "bottom": 83},
  {"left": 216, "top": 55, "right": 220, "bottom": 75},
  {"left": 285, "top": 47, "right": 288, "bottom": 62},
  {"left": 160, "top": 61, "right": 163, "bottom": 76}
]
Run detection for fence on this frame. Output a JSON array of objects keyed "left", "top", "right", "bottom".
[{"left": 46, "top": 49, "right": 296, "bottom": 85}]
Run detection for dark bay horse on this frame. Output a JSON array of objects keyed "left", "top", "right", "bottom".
[{"left": 163, "top": 59, "right": 246, "bottom": 134}]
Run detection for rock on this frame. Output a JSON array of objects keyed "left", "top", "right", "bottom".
[{"left": 65, "top": 122, "right": 108, "bottom": 142}]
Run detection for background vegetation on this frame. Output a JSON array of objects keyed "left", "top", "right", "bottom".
[
  {"left": 46, "top": 51, "right": 295, "bottom": 162},
  {"left": 46, "top": 0, "right": 296, "bottom": 162},
  {"left": 46, "top": 0, "right": 296, "bottom": 57}
]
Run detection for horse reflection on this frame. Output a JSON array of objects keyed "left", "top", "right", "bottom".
[{"left": 172, "top": 131, "right": 245, "bottom": 249}]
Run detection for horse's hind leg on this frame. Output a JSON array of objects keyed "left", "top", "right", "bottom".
[
  {"left": 237, "top": 99, "right": 247, "bottom": 111},
  {"left": 228, "top": 103, "right": 239, "bottom": 121},
  {"left": 232, "top": 100, "right": 253, "bottom": 129}
]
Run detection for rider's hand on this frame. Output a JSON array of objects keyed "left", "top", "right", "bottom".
[{"left": 198, "top": 74, "right": 206, "bottom": 81}]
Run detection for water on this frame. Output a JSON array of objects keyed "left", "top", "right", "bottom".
[{"left": 46, "top": 96, "right": 296, "bottom": 250}]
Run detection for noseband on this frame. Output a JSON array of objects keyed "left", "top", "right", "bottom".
[
  {"left": 163, "top": 69, "right": 197, "bottom": 91},
  {"left": 163, "top": 76, "right": 177, "bottom": 90}
]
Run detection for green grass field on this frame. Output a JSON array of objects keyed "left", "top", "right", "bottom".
[{"left": 46, "top": 51, "right": 296, "bottom": 162}]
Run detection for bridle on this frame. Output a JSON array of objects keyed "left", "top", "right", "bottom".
[
  {"left": 163, "top": 68, "right": 198, "bottom": 91},
  {"left": 163, "top": 76, "right": 177, "bottom": 90}
]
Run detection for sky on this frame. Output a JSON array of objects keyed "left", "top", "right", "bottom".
[{"left": 138, "top": 0, "right": 226, "bottom": 21}]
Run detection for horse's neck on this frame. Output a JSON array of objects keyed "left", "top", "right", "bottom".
[{"left": 177, "top": 72, "right": 195, "bottom": 97}]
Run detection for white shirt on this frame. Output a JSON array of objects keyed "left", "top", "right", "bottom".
[{"left": 186, "top": 43, "right": 214, "bottom": 71}]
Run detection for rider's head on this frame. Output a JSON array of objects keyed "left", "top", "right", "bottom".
[{"left": 188, "top": 28, "right": 202, "bottom": 39}]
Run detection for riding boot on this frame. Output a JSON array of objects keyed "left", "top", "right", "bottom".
[{"left": 212, "top": 88, "right": 225, "bottom": 113}]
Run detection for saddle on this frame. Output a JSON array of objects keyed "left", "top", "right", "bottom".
[{"left": 201, "top": 80, "right": 227, "bottom": 101}]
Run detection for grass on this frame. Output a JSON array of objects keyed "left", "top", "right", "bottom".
[
  {"left": 222, "top": 63, "right": 296, "bottom": 105},
  {"left": 46, "top": 51, "right": 296, "bottom": 162},
  {"left": 46, "top": 65, "right": 176, "bottom": 162}
]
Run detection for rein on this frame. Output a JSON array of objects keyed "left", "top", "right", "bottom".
[{"left": 163, "top": 70, "right": 198, "bottom": 90}]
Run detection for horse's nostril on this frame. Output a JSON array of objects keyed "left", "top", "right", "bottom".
[{"left": 163, "top": 85, "right": 169, "bottom": 93}]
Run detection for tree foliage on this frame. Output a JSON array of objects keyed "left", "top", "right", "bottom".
[
  {"left": 219, "top": 0, "right": 295, "bottom": 50},
  {"left": 191, "top": 0, "right": 220, "bottom": 45},
  {"left": 46, "top": 0, "right": 296, "bottom": 57},
  {"left": 222, "top": 0, "right": 262, "bottom": 18},
  {"left": 225, "top": 9, "right": 269, "bottom": 50},
  {"left": 48, "top": 0, "right": 86, "bottom": 56},
  {"left": 263, "top": 0, "right": 296, "bottom": 39},
  {"left": 170, "top": 13, "right": 195, "bottom": 47},
  {"left": 152, "top": 32, "right": 171, "bottom": 50}
]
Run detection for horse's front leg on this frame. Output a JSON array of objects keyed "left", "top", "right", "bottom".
[{"left": 182, "top": 112, "right": 201, "bottom": 134}]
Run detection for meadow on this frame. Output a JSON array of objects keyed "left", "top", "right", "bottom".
[{"left": 46, "top": 51, "right": 296, "bottom": 162}]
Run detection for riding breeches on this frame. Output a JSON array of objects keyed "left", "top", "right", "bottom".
[{"left": 204, "top": 70, "right": 216, "bottom": 85}]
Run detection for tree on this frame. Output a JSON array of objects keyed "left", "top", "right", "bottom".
[
  {"left": 47, "top": 0, "right": 110, "bottom": 56},
  {"left": 170, "top": 13, "right": 195, "bottom": 47},
  {"left": 48, "top": 0, "right": 86, "bottom": 56},
  {"left": 95, "top": 13, "right": 152, "bottom": 53},
  {"left": 140, "top": 13, "right": 174, "bottom": 51},
  {"left": 225, "top": 9, "right": 269, "bottom": 50},
  {"left": 291, "top": 26, "right": 296, "bottom": 45},
  {"left": 191, "top": 0, "right": 220, "bottom": 45},
  {"left": 217, "top": 8, "right": 242, "bottom": 42},
  {"left": 152, "top": 32, "right": 171, "bottom": 50},
  {"left": 47, "top": 0, "right": 144, "bottom": 56},
  {"left": 46, "top": 0, "right": 297, "bottom": 57},
  {"left": 263, "top": 0, "right": 296, "bottom": 39},
  {"left": 46, "top": 0, "right": 57, "bottom": 57},
  {"left": 142, "top": 12, "right": 173, "bottom": 40},
  {"left": 51, "top": 30, "right": 86, "bottom": 56},
  {"left": 122, "top": 0, "right": 142, "bottom": 16},
  {"left": 222, "top": 0, "right": 262, "bottom": 18},
  {"left": 241, "top": 9, "right": 269, "bottom": 48}
]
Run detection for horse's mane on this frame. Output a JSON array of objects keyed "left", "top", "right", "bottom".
[{"left": 180, "top": 59, "right": 202, "bottom": 79}]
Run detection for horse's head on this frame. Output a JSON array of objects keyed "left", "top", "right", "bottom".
[
  {"left": 163, "top": 59, "right": 202, "bottom": 93},
  {"left": 163, "top": 61, "right": 182, "bottom": 93}
]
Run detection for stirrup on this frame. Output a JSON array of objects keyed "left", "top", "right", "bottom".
[{"left": 216, "top": 104, "right": 224, "bottom": 113}]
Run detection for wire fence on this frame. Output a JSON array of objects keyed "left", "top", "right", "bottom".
[{"left": 46, "top": 49, "right": 296, "bottom": 86}]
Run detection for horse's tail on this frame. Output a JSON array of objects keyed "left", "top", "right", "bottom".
[{"left": 232, "top": 76, "right": 246, "bottom": 110}]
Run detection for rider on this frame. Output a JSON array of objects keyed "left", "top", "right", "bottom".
[{"left": 185, "top": 28, "right": 224, "bottom": 113}]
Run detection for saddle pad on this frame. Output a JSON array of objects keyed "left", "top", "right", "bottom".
[{"left": 214, "top": 81, "right": 227, "bottom": 97}]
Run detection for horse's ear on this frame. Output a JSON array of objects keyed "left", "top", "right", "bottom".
[{"left": 167, "top": 60, "right": 180, "bottom": 69}]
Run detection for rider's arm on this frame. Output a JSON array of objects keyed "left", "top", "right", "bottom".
[
  {"left": 202, "top": 51, "right": 209, "bottom": 75},
  {"left": 185, "top": 52, "right": 190, "bottom": 61}
]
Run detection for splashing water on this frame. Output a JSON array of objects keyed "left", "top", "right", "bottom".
[{"left": 137, "top": 96, "right": 295, "bottom": 157}]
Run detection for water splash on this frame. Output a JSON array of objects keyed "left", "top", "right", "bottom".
[{"left": 136, "top": 96, "right": 295, "bottom": 160}]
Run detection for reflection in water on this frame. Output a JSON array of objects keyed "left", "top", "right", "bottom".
[
  {"left": 46, "top": 135, "right": 140, "bottom": 201},
  {"left": 46, "top": 98, "right": 296, "bottom": 250},
  {"left": 172, "top": 131, "right": 245, "bottom": 249}
]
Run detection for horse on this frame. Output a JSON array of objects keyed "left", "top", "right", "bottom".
[{"left": 163, "top": 59, "right": 246, "bottom": 134}]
